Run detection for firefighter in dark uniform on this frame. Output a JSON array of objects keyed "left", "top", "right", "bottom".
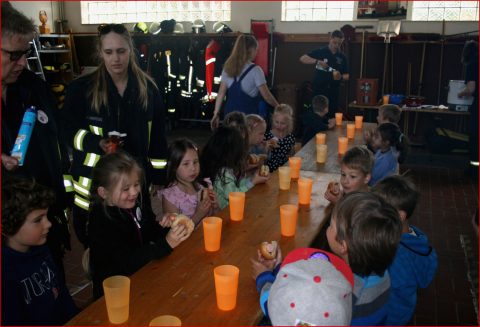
[
  {"left": 300, "top": 30, "right": 349, "bottom": 119},
  {"left": 62, "top": 24, "right": 168, "bottom": 247}
]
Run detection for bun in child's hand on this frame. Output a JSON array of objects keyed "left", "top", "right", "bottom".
[
  {"left": 268, "top": 139, "right": 280, "bottom": 148},
  {"left": 259, "top": 165, "right": 270, "bottom": 177},
  {"left": 248, "top": 154, "right": 260, "bottom": 164},
  {"left": 327, "top": 181, "right": 341, "bottom": 196},
  {"left": 259, "top": 241, "right": 278, "bottom": 260},
  {"left": 200, "top": 188, "right": 209, "bottom": 201},
  {"left": 171, "top": 213, "right": 194, "bottom": 234}
]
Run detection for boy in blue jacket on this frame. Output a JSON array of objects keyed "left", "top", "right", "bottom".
[
  {"left": 2, "top": 176, "right": 78, "bottom": 325},
  {"left": 372, "top": 175, "right": 438, "bottom": 325}
]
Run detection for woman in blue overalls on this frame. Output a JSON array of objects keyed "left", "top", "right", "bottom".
[{"left": 211, "top": 34, "right": 279, "bottom": 130}]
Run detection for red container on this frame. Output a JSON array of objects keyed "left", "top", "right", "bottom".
[{"left": 405, "top": 96, "right": 425, "bottom": 107}]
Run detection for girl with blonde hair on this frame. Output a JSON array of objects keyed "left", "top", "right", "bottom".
[
  {"left": 265, "top": 104, "right": 296, "bottom": 172},
  {"left": 211, "top": 34, "right": 279, "bottom": 129}
]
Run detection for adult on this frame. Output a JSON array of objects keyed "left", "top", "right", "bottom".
[
  {"left": 62, "top": 24, "right": 168, "bottom": 247},
  {"left": 299, "top": 30, "right": 349, "bottom": 119},
  {"left": 457, "top": 40, "right": 478, "bottom": 178},
  {"left": 210, "top": 34, "right": 279, "bottom": 130},
  {"left": 1, "top": 1, "right": 71, "bottom": 283}
]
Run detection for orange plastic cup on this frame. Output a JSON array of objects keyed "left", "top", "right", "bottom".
[
  {"left": 316, "top": 144, "right": 327, "bottom": 163},
  {"left": 346, "top": 123, "right": 355, "bottom": 139},
  {"left": 280, "top": 204, "right": 298, "bottom": 237},
  {"left": 355, "top": 115, "right": 363, "bottom": 129},
  {"left": 278, "top": 166, "right": 291, "bottom": 190},
  {"left": 149, "top": 315, "right": 182, "bottom": 326},
  {"left": 103, "top": 275, "right": 130, "bottom": 324},
  {"left": 335, "top": 112, "right": 343, "bottom": 126},
  {"left": 298, "top": 178, "right": 313, "bottom": 205},
  {"left": 338, "top": 137, "right": 348, "bottom": 155},
  {"left": 383, "top": 95, "right": 389, "bottom": 104},
  {"left": 202, "top": 217, "right": 222, "bottom": 252},
  {"left": 315, "top": 132, "right": 326, "bottom": 145},
  {"left": 214, "top": 265, "right": 239, "bottom": 311},
  {"left": 288, "top": 157, "right": 302, "bottom": 180},
  {"left": 229, "top": 192, "right": 245, "bottom": 221}
]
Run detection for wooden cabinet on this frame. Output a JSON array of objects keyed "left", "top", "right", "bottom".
[{"left": 38, "top": 34, "right": 74, "bottom": 84}]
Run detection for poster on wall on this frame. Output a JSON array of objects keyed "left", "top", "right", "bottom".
[{"left": 357, "top": 1, "right": 407, "bottom": 20}]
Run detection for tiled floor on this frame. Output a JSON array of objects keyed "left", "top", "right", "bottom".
[{"left": 64, "top": 125, "right": 479, "bottom": 325}]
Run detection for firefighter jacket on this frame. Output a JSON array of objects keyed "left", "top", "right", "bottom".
[{"left": 62, "top": 69, "right": 168, "bottom": 211}]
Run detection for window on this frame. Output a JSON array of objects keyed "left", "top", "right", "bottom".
[
  {"left": 411, "top": 1, "right": 478, "bottom": 21},
  {"left": 80, "top": 1, "right": 231, "bottom": 24},
  {"left": 281, "top": 1, "right": 355, "bottom": 21}
]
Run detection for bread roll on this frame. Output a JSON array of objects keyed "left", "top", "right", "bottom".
[
  {"left": 171, "top": 213, "right": 194, "bottom": 234},
  {"left": 259, "top": 165, "right": 270, "bottom": 177},
  {"left": 248, "top": 154, "right": 260, "bottom": 164},
  {"left": 259, "top": 241, "right": 278, "bottom": 260},
  {"left": 327, "top": 181, "right": 341, "bottom": 196}
]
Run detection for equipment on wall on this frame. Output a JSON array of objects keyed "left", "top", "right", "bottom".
[
  {"left": 377, "top": 21, "right": 401, "bottom": 95},
  {"left": 192, "top": 19, "right": 206, "bottom": 34},
  {"left": 356, "top": 78, "right": 379, "bottom": 106},
  {"left": 213, "top": 21, "right": 232, "bottom": 33},
  {"left": 149, "top": 22, "right": 161, "bottom": 35},
  {"left": 173, "top": 22, "right": 184, "bottom": 34},
  {"left": 133, "top": 22, "right": 148, "bottom": 34}
]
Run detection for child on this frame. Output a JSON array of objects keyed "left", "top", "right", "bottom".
[
  {"left": 224, "top": 111, "right": 249, "bottom": 141},
  {"left": 246, "top": 114, "right": 268, "bottom": 155},
  {"left": 324, "top": 146, "right": 373, "bottom": 204},
  {"left": 253, "top": 248, "right": 354, "bottom": 326},
  {"left": 159, "top": 139, "right": 218, "bottom": 226},
  {"left": 372, "top": 176, "right": 438, "bottom": 325},
  {"left": 200, "top": 126, "right": 269, "bottom": 210},
  {"left": 327, "top": 192, "right": 403, "bottom": 325},
  {"left": 365, "top": 104, "right": 401, "bottom": 149},
  {"left": 265, "top": 104, "right": 296, "bottom": 172},
  {"left": 369, "top": 122, "right": 409, "bottom": 186},
  {"left": 2, "top": 176, "right": 78, "bottom": 325},
  {"left": 88, "top": 151, "right": 192, "bottom": 298},
  {"left": 302, "top": 95, "right": 335, "bottom": 145}
]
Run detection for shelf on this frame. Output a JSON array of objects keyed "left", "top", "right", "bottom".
[
  {"left": 39, "top": 34, "right": 70, "bottom": 38},
  {"left": 39, "top": 49, "right": 70, "bottom": 53}
]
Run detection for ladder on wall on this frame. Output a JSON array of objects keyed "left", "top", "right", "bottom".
[{"left": 27, "top": 34, "right": 45, "bottom": 81}]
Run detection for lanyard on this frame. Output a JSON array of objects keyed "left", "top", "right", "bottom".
[{"left": 126, "top": 208, "right": 143, "bottom": 244}]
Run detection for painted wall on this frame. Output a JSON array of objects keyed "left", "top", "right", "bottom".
[{"left": 12, "top": 1, "right": 479, "bottom": 36}]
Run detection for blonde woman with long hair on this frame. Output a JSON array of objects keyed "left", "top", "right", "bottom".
[
  {"left": 211, "top": 34, "right": 279, "bottom": 130},
  {"left": 62, "top": 24, "right": 168, "bottom": 247}
]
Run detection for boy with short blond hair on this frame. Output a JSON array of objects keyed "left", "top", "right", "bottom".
[
  {"left": 324, "top": 146, "right": 373, "bottom": 203},
  {"left": 372, "top": 175, "right": 437, "bottom": 325},
  {"left": 2, "top": 176, "right": 78, "bottom": 325}
]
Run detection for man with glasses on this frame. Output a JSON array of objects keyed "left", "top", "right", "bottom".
[{"left": 1, "top": 1, "right": 71, "bottom": 283}]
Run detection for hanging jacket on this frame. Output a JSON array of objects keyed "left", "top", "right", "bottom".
[
  {"left": 223, "top": 64, "right": 261, "bottom": 115},
  {"left": 205, "top": 39, "right": 221, "bottom": 98},
  {"left": 386, "top": 225, "right": 438, "bottom": 325},
  {"left": 62, "top": 69, "right": 168, "bottom": 211}
]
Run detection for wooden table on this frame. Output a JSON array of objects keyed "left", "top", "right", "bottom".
[
  {"left": 348, "top": 102, "right": 470, "bottom": 135},
  {"left": 295, "top": 122, "right": 376, "bottom": 173},
  {"left": 67, "top": 169, "right": 339, "bottom": 326}
]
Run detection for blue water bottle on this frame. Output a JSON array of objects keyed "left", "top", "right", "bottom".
[{"left": 11, "top": 106, "right": 37, "bottom": 166}]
